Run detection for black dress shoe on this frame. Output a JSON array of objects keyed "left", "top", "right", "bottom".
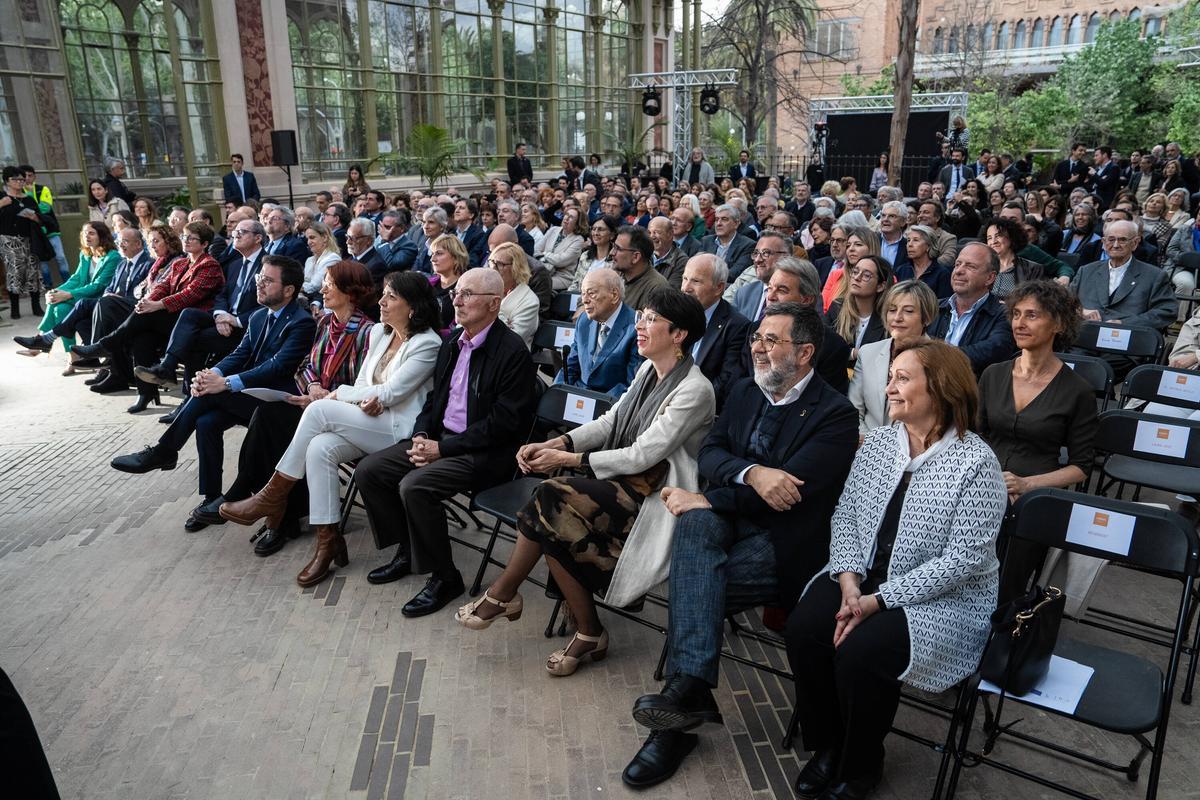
[
  {"left": 184, "top": 496, "right": 227, "bottom": 531},
  {"left": 84, "top": 368, "right": 111, "bottom": 386},
  {"left": 621, "top": 730, "right": 698, "bottom": 789},
  {"left": 819, "top": 773, "right": 882, "bottom": 800},
  {"left": 134, "top": 361, "right": 179, "bottom": 386},
  {"left": 367, "top": 546, "right": 412, "bottom": 585},
  {"left": 71, "top": 356, "right": 102, "bottom": 369},
  {"left": 111, "top": 445, "right": 177, "bottom": 474},
  {"left": 71, "top": 341, "right": 108, "bottom": 359},
  {"left": 159, "top": 405, "right": 182, "bottom": 424},
  {"left": 90, "top": 372, "right": 129, "bottom": 394},
  {"left": 253, "top": 523, "right": 298, "bottom": 557},
  {"left": 632, "top": 673, "right": 724, "bottom": 732},
  {"left": 795, "top": 750, "right": 839, "bottom": 799},
  {"left": 401, "top": 572, "right": 465, "bottom": 617},
  {"left": 13, "top": 334, "right": 51, "bottom": 352},
  {"left": 127, "top": 389, "right": 162, "bottom": 414}
]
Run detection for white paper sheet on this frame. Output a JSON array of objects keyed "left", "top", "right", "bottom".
[
  {"left": 1096, "top": 326, "right": 1131, "bottom": 352},
  {"left": 568, "top": 293, "right": 580, "bottom": 312},
  {"left": 562, "top": 393, "right": 597, "bottom": 425},
  {"left": 980, "top": 655, "right": 1094, "bottom": 715},
  {"left": 241, "top": 387, "right": 295, "bottom": 402},
  {"left": 1158, "top": 370, "right": 1200, "bottom": 404},
  {"left": 1065, "top": 502, "right": 1135, "bottom": 556},
  {"left": 553, "top": 326, "right": 575, "bottom": 347},
  {"left": 1133, "top": 420, "right": 1190, "bottom": 459}
]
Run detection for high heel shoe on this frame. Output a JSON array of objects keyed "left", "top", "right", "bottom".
[
  {"left": 127, "top": 389, "right": 161, "bottom": 414},
  {"left": 29, "top": 292, "right": 43, "bottom": 317},
  {"left": 455, "top": 591, "right": 524, "bottom": 630},
  {"left": 296, "top": 524, "right": 348, "bottom": 587},
  {"left": 546, "top": 629, "right": 609, "bottom": 677}
]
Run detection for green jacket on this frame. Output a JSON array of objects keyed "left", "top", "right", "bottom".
[
  {"left": 1018, "top": 243, "right": 1072, "bottom": 279},
  {"left": 60, "top": 249, "right": 121, "bottom": 300}
]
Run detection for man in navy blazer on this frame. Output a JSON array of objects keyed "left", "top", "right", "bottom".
[
  {"left": 682, "top": 254, "right": 751, "bottom": 407},
  {"left": 1086, "top": 146, "right": 1121, "bottom": 209},
  {"left": 222, "top": 154, "right": 260, "bottom": 205},
  {"left": 927, "top": 242, "right": 1016, "bottom": 374},
  {"left": 111, "top": 256, "right": 317, "bottom": 525},
  {"left": 452, "top": 198, "right": 489, "bottom": 267},
  {"left": 135, "top": 219, "right": 268, "bottom": 388},
  {"left": 378, "top": 209, "right": 418, "bottom": 272},
  {"left": 701, "top": 204, "right": 755, "bottom": 280},
  {"left": 729, "top": 150, "right": 756, "bottom": 183},
  {"left": 622, "top": 302, "right": 858, "bottom": 789},
  {"left": 557, "top": 268, "right": 641, "bottom": 397},
  {"left": 264, "top": 206, "right": 311, "bottom": 263},
  {"left": 347, "top": 218, "right": 387, "bottom": 287}
]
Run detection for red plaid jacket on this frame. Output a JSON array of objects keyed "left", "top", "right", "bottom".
[{"left": 147, "top": 252, "right": 224, "bottom": 313}]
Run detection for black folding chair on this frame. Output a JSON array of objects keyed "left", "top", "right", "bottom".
[
  {"left": 946, "top": 488, "right": 1200, "bottom": 800},
  {"left": 531, "top": 320, "right": 576, "bottom": 376},
  {"left": 1058, "top": 251, "right": 1081, "bottom": 271},
  {"left": 1073, "top": 321, "right": 1164, "bottom": 376},
  {"left": 1122, "top": 363, "right": 1200, "bottom": 419},
  {"left": 1092, "top": 409, "right": 1200, "bottom": 501},
  {"left": 1057, "top": 351, "right": 1115, "bottom": 412},
  {"left": 549, "top": 291, "right": 581, "bottom": 321},
  {"left": 466, "top": 384, "right": 613, "bottom": 596}
]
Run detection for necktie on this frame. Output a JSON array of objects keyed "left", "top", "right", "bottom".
[
  {"left": 233, "top": 258, "right": 252, "bottom": 313},
  {"left": 593, "top": 324, "right": 608, "bottom": 356},
  {"left": 255, "top": 313, "right": 277, "bottom": 359}
]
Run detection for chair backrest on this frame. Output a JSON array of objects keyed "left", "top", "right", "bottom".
[
  {"left": 1178, "top": 251, "right": 1200, "bottom": 273},
  {"left": 1058, "top": 251, "right": 1081, "bottom": 270},
  {"left": 532, "top": 320, "right": 577, "bottom": 353},
  {"left": 549, "top": 292, "right": 581, "bottom": 321},
  {"left": 1095, "top": 408, "right": 1200, "bottom": 468},
  {"left": 533, "top": 384, "right": 614, "bottom": 431},
  {"left": 1074, "top": 321, "right": 1163, "bottom": 361},
  {"left": 1056, "top": 351, "right": 1114, "bottom": 403},
  {"left": 1011, "top": 488, "right": 1199, "bottom": 578},
  {"left": 1122, "top": 363, "right": 1200, "bottom": 412}
]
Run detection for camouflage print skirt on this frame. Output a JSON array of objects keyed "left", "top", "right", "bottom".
[{"left": 516, "top": 461, "right": 669, "bottom": 595}]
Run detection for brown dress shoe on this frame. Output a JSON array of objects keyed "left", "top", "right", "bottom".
[
  {"left": 296, "top": 525, "right": 349, "bottom": 587},
  {"left": 219, "top": 471, "right": 297, "bottom": 527}
]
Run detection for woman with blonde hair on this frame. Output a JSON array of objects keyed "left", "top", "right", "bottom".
[
  {"left": 521, "top": 202, "right": 549, "bottom": 247},
  {"left": 821, "top": 224, "right": 880, "bottom": 312},
  {"left": 428, "top": 232, "right": 468, "bottom": 330},
  {"left": 131, "top": 196, "right": 159, "bottom": 237},
  {"left": 827, "top": 254, "right": 892, "bottom": 362},
  {"left": 301, "top": 221, "right": 342, "bottom": 309},
  {"left": 490, "top": 241, "right": 539, "bottom": 347}
]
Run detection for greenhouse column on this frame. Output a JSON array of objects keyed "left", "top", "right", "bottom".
[
  {"left": 543, "top": 2, "right": 561, "bottom": 161},
  {"left": 489, "top": 0, "right": 509, "bottom": 157}
]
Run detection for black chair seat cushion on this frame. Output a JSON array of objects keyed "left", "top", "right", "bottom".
[
  {"left": 1104, "top": 455, "right": 1200, "bottom": 496},
  {"left": 471, "top": 476, "right": 545, "bottom": 525}
]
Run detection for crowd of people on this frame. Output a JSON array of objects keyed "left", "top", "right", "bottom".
[{"left": 2, "top": 133, "right": 1197, "bottom": 798}]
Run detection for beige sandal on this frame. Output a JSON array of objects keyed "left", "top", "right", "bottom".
[
  {"left": 455, "top": 590, "right": 523, "bottom": 630},
  {"left": 546, "top": 629, "right": 609, "bottom": 676}
]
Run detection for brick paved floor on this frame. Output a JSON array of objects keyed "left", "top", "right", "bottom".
[{"left": 3, "top": 315, "right": 1200, "bottom": 799}]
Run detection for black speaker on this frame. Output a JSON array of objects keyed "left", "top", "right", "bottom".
[{"left": 271, "top": 130, "right": 299, "bottom": 167}]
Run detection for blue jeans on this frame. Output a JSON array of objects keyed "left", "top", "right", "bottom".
[
  {"left": 665, "top": 508, "right": 779, "bottom": 686},
  {"left": 40, "top": 236, "right": 70, "bottom": 287}
]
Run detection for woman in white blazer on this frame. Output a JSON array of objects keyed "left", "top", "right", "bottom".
[
  {"left": 491, "top": 241, "right": 540, "bottom": 348},
  {"left": 848, "top": 280, "right": 938, "bottom": 436},
  {"left": 786, "top": 340, "right": 1005, "bottom": 798},
  {"left": 300, "top": 221, "right": 343, "bottom": 308},
  {"left": 536, "top": 208, "right": 586, "bottom": 292},
  {"left": 230, "top": 271, "right": 442, "bottom": 578},
  {"left": 456, "top": 288, "right": 715, "bottom": 676}
]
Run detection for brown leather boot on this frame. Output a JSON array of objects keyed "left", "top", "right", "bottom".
[
  {"left": 296, "top": 524, "right": 348, "bottom": 587},
  {"left": 219, "top": 471, "right": 297, "bottom": 527}
]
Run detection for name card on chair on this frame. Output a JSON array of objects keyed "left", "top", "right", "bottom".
[
  {"left": 563, "top": 393, "right": 597, "bottom": 425},
  {"left": 1065, "top": 503, "right": 1135, "bottom": 556},
  {"left": 1133, "top": 420, "right": 1190, "bottom": 459},
  {"left": 568, "top": 293, "right": 580, "bottom": 312},
  {"left": 554, "top": 326, "right": 575, "bottom": 348},
  {"left": 1095, "top": 326, "right": 1130, "bottom": 351},
  {"left": 1158, "top": 371, "right": 1200, "bottom": 404}
]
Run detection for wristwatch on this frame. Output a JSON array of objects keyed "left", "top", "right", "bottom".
[
  {"left": 874, "top": 592, "right": 887, "bottom": 611},
  {"left": 224, "top": 377, "right": 232, "bottom": 391}
]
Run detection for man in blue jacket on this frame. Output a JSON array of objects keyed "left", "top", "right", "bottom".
[
  {"left": 556, "top": 268, "right": 641, "bottom": 397},
  {"left": 264, "top": 206, "right": 312, "bottom": 263},
  {"left": 927, "top": 242, "right": 1016, "bottom": 374},
  {"left": 110, "top": 255, "right": 317, "bottom": 528},
  {"left": 222, "top": 154, "right": 261, "bottom": 205}
]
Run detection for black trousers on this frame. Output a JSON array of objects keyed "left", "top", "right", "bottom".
[
  {"left": 785, "top": 574, "right": 911, "bottom": 781},
  {"left": 355, "top": 440, "right": 480, "bottom": 577},
  {"left": 164, "top": 307, "right": 244, "bottom": 381},
  {"left": 0, "top": 667, "right": 60, "bottom": 799},
  {"left": 158, "top": 391, "right": 260, "bottom": 499},
  {"left": 51, "top": 297, "right": 98, "bottom": 343},
  {"left": 91, "top": 294, "right": 134, "bottom": 343},
  {"left": 101, "top": 308, "right": 179, "bottom": 392},
  {"left": 225, "top": 402, "right": 309, "bottom": 530}
]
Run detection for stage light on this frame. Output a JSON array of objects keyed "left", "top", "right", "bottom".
[
  {"left": 642, "top": 87, "right": 662, "bottom": 117},
  {"left": 699, "top": 84, "right": 720, "bottom": 115},
  {"left": 813, "top": 120, "right": 828, "bottom": 139}
]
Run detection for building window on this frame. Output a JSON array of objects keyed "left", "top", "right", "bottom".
[
  {"left": 1144, "top": 13, "right": 1162, "bottom": 37},
  {"left": 1049, "top": 17, "right": 1063, "bottom": 46},
  {"left": 932, "top": 27, "right": 944, "bottom": 54},
  {"left": 948, "top": 26, "right": 959, "bottom": 53},
  {"left": 996, "top": 22, "right": 1009, "bottom": 49},
  {"left": 1032, "top": 19, "right": 1045, "bottom": 47},
  {"left": 814, "top": 18, "right": 859, "bottom": 59},
  {"left": 1067, "top": 15, "right": 1082, "bottom": 45},
  {"left": 1086, "top": 13, "right": 1102, "bottom": 42},
  {"left": 1014, "top": 20, "right": 1026, "bottom": 48}
]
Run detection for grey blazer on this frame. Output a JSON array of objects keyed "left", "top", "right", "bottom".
[
  {"left": 848, "top": 337, "right": 892, "bottom": 434},
  {"left": 1068, "top": 257, "right": 1178, "bottom": 330}
]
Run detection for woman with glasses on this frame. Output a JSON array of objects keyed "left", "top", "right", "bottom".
[
  {"left": 300, "top": 221, "right": 342, "bottom": 312},
  {"left": 490, "top": 242, "right": 539, "bottom": 348},
  {"left": 457, "top": 287, "right": 713, "bottom": 677},
  {"left": 821, "top": 224, "right": 879, "bottom": 313},
  {"left": 0, "top": 166, "right": 44, "bottom": 319},
  {"left": 827, "top": 254, "right": 892, "bottom": 363},
  {"left": 568, "top": 214, "right": 620, "bottom": 292},
  {"left": 428, "top": 233, "right": 468, "bottom": 331},
  {"left": 1060, "top": 203, "right": 1100, "bottom": 256}
]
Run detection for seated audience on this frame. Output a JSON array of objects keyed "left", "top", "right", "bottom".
[
  {"left": 1137, "top": 306, "right": 1200, "bottom": 423},
  {"left": 568, "top": 215, "right": 619, "bottom": 291},
  {"left": 107, "top": 256, "right": 317, "bottom": 524},
  {"left": 896, "top": 224, "right": 953, "bottom": 299},
  {"left": 613, "top": 224, "right": 669, "bottom": 312},
  {"left": 355, "top": 268, "right": 536, "bottom": 614},
  {"left": 985, "top": 217, "right": 1044, "bottom": 302},
  {"left": 456, "top": 288, "right": 712, "bottom": 677},
  {"left": 429, "top": 233, "right": 468, "bottom": 331},
  {"left": 413, "top": 207, "right": 449, "bottom": 273},
  {"left": 821, "top": 224, "right": 878, "bottom": 313},
  {"left": 263, "top": 206, "right": 311, "bottom": 263},
  {"left": 620, "top": 302, "right": 858, "bottom": 789},
  {"left": 1060, "top": 204, "right": 1101, "bottom": 255},
  {"left": 490, "top": 241, "right": 539, "bottom": 348},
  {"left": 913, "top": 199, "right": 958, "bottom": 268},
  {"left": 536, "top": 207, "right": 586, "bottom": 291},
  {"left": 300, "top": 221, "right": 342, "bottom": 309},
  {"left": 850, "top": 280, "right": 938, "bottom": 435},
  {"left": 995, "top": 203, "right": 1072, "bottom": 283},
  {"left": 701, "top": 205, "right": 755, "bottom": 279},
  {"left": 220, "top": 270, "right": 440, "bottom": 578},
  {"left": 927, "top": 242, "right": 1016, "bottom": 375},
  {"left": 978, "top": 280, "right": 1098, "bottom": 602},
  {"left": 557, "top": 268, "right": 641, "bottom": 397},
  {"left": 826, "top": 254, "right": 891, "bottom": 361},
  {"left": 648, "top": 216, "right": 689, "bottom": 290},
  {"left": 1165, "top": 207, "right": 1200, "bottom": 293},
  {"left": 725, "top": 232, "right": 792, "bottom": 305},
  {"left": 785, "top": 340, "right": 1005, "bottom": 800},
  {"left": 346, "top": 218, "right": 385, "bottom": 286},
  {"left": 877, "top": 201, "right": 909, "bottom": 269},
  {"left": 452, "top": 197, "right": 489, "bottom": 267},
  {"left": 680, "top": 254, "right": 751, "bottom": 405}
]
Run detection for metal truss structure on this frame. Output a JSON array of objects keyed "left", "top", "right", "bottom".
[
  {"left": 628, "top": 69, "right": 738, "bottom": 184},
  {"left": 807, "top": 92, "right": 969, "bottom": 164}
]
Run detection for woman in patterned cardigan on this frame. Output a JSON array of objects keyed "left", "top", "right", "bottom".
[{"left": 785, "top": 340, "right": 1006, "bottom": 800}]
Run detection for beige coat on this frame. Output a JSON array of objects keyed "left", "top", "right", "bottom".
[{"left": 568, "top": 361, "right": 716, "bottom": 607}]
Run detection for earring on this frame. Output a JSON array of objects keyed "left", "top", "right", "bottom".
[{"left": 674, "top": 346, "right": 684, "bottom": 361}]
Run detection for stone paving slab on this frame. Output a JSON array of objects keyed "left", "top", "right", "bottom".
[{"left": 3, "top": 318, "right": 1200, "bottom": 799}]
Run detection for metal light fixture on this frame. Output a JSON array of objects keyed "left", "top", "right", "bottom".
[
  {"left": 642, "top": 87, "right": 662, "bottom": 117},
  {"left": 699, "top": 84, "right": 720, "bottom": 115}
]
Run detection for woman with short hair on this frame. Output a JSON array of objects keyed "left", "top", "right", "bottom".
[
  {"left": 985, "top": 217, "right": 1044, "bottom": 302},
  {"left": 490, "top": 242, "right": 539, "bottom": 348},
  {"left": 0, "top": 165, "right": 44, "bottom": 319},
  {"left": 536, "top": 207, "right": 586, "bottom": 292}
]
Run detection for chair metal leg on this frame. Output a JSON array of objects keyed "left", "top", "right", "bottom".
[
  {"left": 726, "top": 614, "right": 745, "bottom": 637},
  {"left": 781, "top": 704, "right": 801, "bottom": 750},
  {"left": 931, "top": 683, "right": 967, "bottom": 800},
  {"left": 1184, "top": 604, "right": 1200, "bottom": 704},
  {"left": 469, "top": 519, "right": 503, "bottom": 596},
  {"left": 338, "top": 474, "right": 359, "bottom": 536},
  {"left": 544, "top": 598, "right": 563, "bottom": 638},
  {"left": 653, "top": 638, "right": 668, "bottom": 681}
]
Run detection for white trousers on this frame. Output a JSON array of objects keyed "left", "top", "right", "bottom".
[{"left": 276, "top": 397, "right": 399, "bottom": 524}]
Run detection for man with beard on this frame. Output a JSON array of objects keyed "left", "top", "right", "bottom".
[{"left": 619, "top": 302, "right": 858, "bottom": 789}]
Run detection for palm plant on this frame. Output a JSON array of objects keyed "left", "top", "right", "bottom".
[{"left": 367, "top": 124, "right": 485, "bottom": 192}]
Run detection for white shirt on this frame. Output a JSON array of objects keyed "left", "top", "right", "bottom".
[
  {"left": 234, "top": 171, "right": 245, "bottom": 200},
  {"left": 1107, "top": 256, "right": 1133, "bottom": 295},
  {"left": 734, "top": 368, "right": 816, "bottom": 484},
  {"left": 216, "top": 247, "right": 263, "bottom": 326}
]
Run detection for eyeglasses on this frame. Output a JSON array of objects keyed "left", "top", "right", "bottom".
[
  {"left": 829, "top": 236, "right": 848, "bottom": 244},
  {"left": 634, "top": 310, "right": 671, "bottom": 327},
  {"left": 255, "top": 274, "right": 278, "bottom": 285},
  {"left": 751, "top": 249, "right": 788, "bottom": 259},
  {"left": 849, "top": 268, "right": 879, "bottom": 280},
  {"left": 1103, "top": 236, "right": 1133, "bottom": 245},
  {"left": 488, "top": 259, "right": 513, "bottom": 269},
  {"left": 749, "top": 333, "right": 797, "bottom": 351},
  {"left": 610, "top": 243, "right": 632, "bottom": 254},
  {"left": 448, "top": 288, "right": 498, "bottom": 302}
]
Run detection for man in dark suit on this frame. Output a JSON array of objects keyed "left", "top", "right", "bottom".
[
  {"left": 110, "top": 256, "right": 317, "bottom": 527},
  {"left": 359, "top": 190, "right": 386, "bottom": 224},
  {"left": 730, "top": 232, "right": 790, "bottom": 319},
  {"left": 452, "top": 197, "right": 489, "bottom": 267},
  {"left": 937, "top": 148, "right": 975, "bottom": 197},
  {"left": 263, "top": 206, "right": 311, "bottom": 263},
  {"left": 322, "top": 203, "right": 351, "bottom": 257},
  {"left": 506, "top": 142, "right": 534, "bottom": 187},
  {"left": 877, "top": 201, "right": 910, "bottom": 271},
  {"left": 927, "top": 242, "right": 1016, "bottom": 374},
  {"left": 222, "top": 154, "right": 261, "bottom": 206},
  {"left": 355, "top": 268, "right": 537, "bottom": 611},
  {"left": 1052, "top": 143, "right": 1090, "bottom": 191},
  {"left": 347, "top": 218, "right": 386, "bottom": 287},
  {"left": 729, "top": 149, "right": 756, "bottom": 183},
  {"left": 701, "top": 204, "right": 755, "bottom": 280},
  {"left": 1087, "top": 146, "right": 1121, "bottom": 209},
  {"left": 557, "top": 267, "right": 641, "bottom": 397},
  {"left": 1166, "top": 141, "right": 1200, "bottom": 195},
  {"left": 378, "top": 209, "right": 418, "bottom": 272},
  {"left": 648, "top": 217, "right": 689, "bottom": 289},
  {"left": 1126, "top": 154, "right": 1160, "bottom": 203},
  {"left": 784, "top": 181, "right": 816, "bottom": 227},
  {"left": 670, "top": 208, "right": 701, "bottom": 257},
  {"left": 621, "top": 302, "right": 858, "bottom": 789},
  {"left": 496, "top": 199, "right": 536, "bottom": 256},
  {"left": 681, "top": 253, "right": 751, "bottom": 407}
]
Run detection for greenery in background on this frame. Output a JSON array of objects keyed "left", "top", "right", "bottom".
[
  {"left": 605, "top": 121, "right": 665, "bottom": 175},
  {"left": 366, "top": 125, "right": 486, "bottom": 193},
  {"left": 840, "top": 65, "right": 898, "bottom": 97}
]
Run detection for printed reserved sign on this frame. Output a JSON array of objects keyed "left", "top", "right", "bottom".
[
  {"left": 1095, "top": 326, "right": 1131, "bottom": 352},
  {"left": 1065, "top": 503, "right": 1135, "bottom": 556},
  {"left": 554, "top": 326, "right": 575, "bottom": 347},
  {"left": 1158, "top": 371, "right": 1200, "bottom": 404},
  {"left": 1133, "top": 420, "right": 1190, "bottom": 459},
  {"left": 568, "top": 293, "right": 580, "bottom": 312},
  {"left": 563, "top": 393, "right": 597, "bottom": 424}
]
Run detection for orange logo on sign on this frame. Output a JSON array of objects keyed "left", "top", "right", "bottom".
[
  {"left": 1178, "top": 375, "right": 1188, "bottom": 385},
  {"left": 1110, "top": 330, "right": 1120, "bottom": 338},
  {"left": 1157, "top": 428, "right": 1171, "bottom": 440},
  {"left": 1093, "top": 513, "right": 1109, "bottom": 527},
  {"left": 575, "top": 400, "right": 585, "bottom": 410}
]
